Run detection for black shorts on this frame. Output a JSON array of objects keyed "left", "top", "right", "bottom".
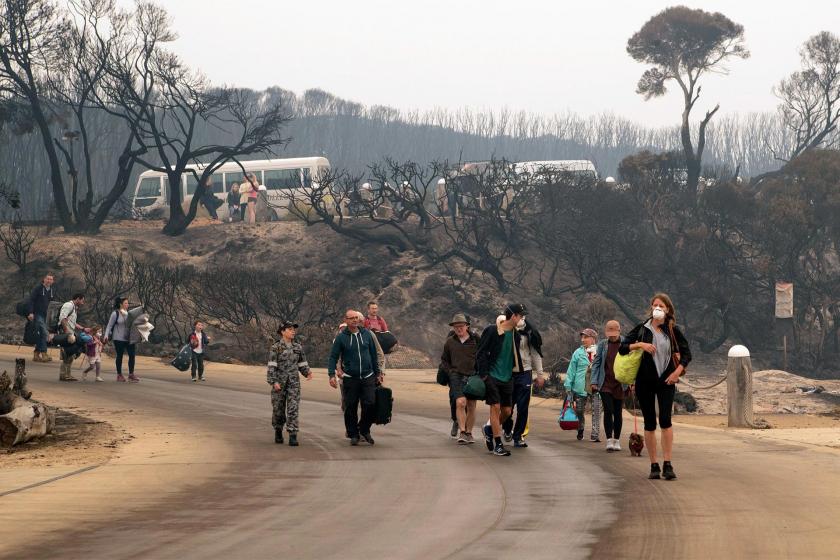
[{"left": 484, "top": 375, "right": 514, "bottom": 407}]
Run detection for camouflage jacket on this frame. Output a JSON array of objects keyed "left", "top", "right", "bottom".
[{"left": 267, "top": 339, "right": 310, "bottom": 385}]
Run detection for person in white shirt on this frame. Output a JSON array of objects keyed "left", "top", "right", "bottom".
[{"left": 189, "top": 320, "right": 210, "bottom": 381}]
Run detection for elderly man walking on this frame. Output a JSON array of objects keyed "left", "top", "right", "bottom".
[
  {"left": 440, "top": 313, "right": 480, "bottom": 444},
  {"left": 328, "top": 310, "right": 382, "bottom": 446}
]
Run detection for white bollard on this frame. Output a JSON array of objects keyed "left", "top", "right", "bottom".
[{"left": 727, "top": 345, "right": 754, "bottom": 428}]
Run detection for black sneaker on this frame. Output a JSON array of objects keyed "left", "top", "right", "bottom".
[
  {"left": 483, "top": 424, "right": 494, "bottom": 451},
  {"left": 361, "top": 433, "right": 375, "bottom": 445},
  {"left": 274, "top": 429, "right": 283, "bottom": 444},
  {"left": 450, "top": 421, "right": 459, "bottom": 439},
  {"left": 288, "top": 433, "right": 299, "bottom": 447},
  {"left": 663, "top": 462, "right": 677, "bottom": 480},
  {"left": 503, "top": 431, "right": 513, "bottom": 443},
  {"left": 350, "top": 437, "right": 359, "bottom": 446},
  {"left": 514, "top": 440, "right": 528, "bottom": 448},
  {"left": 493, "top": 443, "right": 511, "bottom": 456},
  {"left": 649, "top": 463, "right": 662, "bottom": 480},
  {"left": 577, "top": 429, "right": 584, "bottom": 441}
]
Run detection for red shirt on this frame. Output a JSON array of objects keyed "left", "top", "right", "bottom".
[{"left": 364, "top": 316, "right": 389, "bottom": 332}]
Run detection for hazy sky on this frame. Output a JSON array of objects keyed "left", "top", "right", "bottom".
[{"left": 121, "top": 0, "right": 837, "bottom": 127}]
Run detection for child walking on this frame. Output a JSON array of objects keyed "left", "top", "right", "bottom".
[
  {"left": 83, "top": 327, "right": 105, "bottom": 382},
  {"left": 564, "top": 328, "right": 602, "bottom": 442},
  {"left": 189, "top": 321, "right": 210, "bottom": 382}
]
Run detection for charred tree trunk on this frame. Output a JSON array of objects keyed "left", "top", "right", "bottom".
[{"left": 0, "top": 360, "right": 55, "bottom": 447}]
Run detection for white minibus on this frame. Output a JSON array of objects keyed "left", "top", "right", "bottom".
[{"left": 132, "top": 157, "right": 331, "bottom": 221}]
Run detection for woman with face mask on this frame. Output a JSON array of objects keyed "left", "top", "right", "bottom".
[{"left": 619, "top": 293, "right": 691, "bottom": 480}]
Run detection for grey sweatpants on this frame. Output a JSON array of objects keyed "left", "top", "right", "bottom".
[{"left": 573, "top": 393, "right": 602, "bottom": 439}]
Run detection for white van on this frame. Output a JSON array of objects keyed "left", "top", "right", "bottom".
[
  {"left": 512, "top": 160, "right": 598, "bottom": 182},
  {"left": 132, "top": 156, "right": 331, "bottom": 221}
]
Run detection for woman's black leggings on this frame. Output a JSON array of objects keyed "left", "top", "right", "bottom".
[
  {"left": 114, "top": 340, "right": 136, "bottom": 375},
  {"left": 636, "top": 373, "right": 675, "bottom": 431},
  {"left": 600, "top": 392, "right": 624, "bottom": 439}
]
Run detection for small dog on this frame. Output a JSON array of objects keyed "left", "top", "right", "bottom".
[{"left": 629, "top": 432, "right": 644, "bottom": 456}]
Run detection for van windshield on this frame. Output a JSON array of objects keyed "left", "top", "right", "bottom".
[{"left": 137, "top": 177, "right": 161, "bottom": 198}]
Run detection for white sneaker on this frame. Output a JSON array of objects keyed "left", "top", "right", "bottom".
[
  {"left": 606, "top": 438, "right": 615, "bottom": 452},
  {"left": 612, "top": 439, "right": 622, "bottom": 452},
  {"left": 95, "top": 376, "right": 104, "bottom": 382}
]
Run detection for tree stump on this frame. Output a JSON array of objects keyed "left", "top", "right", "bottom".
[{"left": 0, "top": 360, "right": 55, "bottom": 446}]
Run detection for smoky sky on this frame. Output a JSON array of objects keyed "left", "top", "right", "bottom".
[{"left": 117, "top": 0, "right": 837, "bottom": 126}]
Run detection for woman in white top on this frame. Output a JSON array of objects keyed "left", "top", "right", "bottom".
[{"left": 104, "top": 297, "right": 139, "bottom": 383}]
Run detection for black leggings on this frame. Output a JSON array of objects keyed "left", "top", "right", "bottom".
[
  {"left": 600, "top": 392, "right": 624, "bottom": 439},
  {"left": 114, "top": 340, "right": 136, "bottom": 375},
  {"left": 636, "top": 372, "right": 675, "bottom": 431},
  {"left": 191, "top": 351, "right": 205, "bottom": 378}
]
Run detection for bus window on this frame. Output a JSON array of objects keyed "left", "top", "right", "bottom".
[
  {"left": 265, "top": 169, "right": 301, "bottom": 190},
  {"left": 303, "top": 168, "right": 312, "bottom": 188},
  {"left": 136, "top": 177, "right": 161, "bottom": 198},
  {"left": 226, "top": 170, "right": 263, "bottom": 189},
  {"left": 186, "top": 173, "right": 224, "bottom": 195},
  {"left": 162, "top": 177, "right": 170, "bottom": 200}
]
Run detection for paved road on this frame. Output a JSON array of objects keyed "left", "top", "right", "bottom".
[
  {"left": 3, "top": 355, "right": 840, "bottom": 559},
  {"left": 1, "top": 358, "right": 616, "bottom": 560}
]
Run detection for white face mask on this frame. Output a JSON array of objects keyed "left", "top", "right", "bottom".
[{"left": 652, "top": 307, "right": 666, "bottom": 321}]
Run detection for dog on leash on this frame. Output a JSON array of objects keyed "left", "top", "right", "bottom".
[{"left": 629, "top": 432, "right": 644, "bottom": 456}]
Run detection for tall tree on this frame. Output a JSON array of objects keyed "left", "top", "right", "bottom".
[
  {"left": 774, "top": 31, "right": 840, "bottom": 160},
  {"left": 627, "top": 6, "right": 749, "bottom": 196}
]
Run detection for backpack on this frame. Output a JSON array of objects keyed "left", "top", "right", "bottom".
[
  {"left": 374, "top": 385, "right": 393, "bottom": 425},
  {"left": 46, "top": 301, "right": 64, "bottom": 333}
]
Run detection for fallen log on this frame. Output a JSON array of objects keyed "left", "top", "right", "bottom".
[{"left": 0, "top": 361, "right": 55, "bottom": 447}]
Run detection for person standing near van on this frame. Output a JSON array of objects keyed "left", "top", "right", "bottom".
[
  {"left": 245, "top": 172, "right": 259, "bottom": 223},
  {"left": 239, "top": 175, "right": 253, "bottom": 222},
  {"left": 226, "top": 182, "right": 240, "bottom": 222},
  {"left": 267, "top": 321, "right": 312, "bottom": 446},
  {"left": 27, "top": 273, "right": 55, "bottom": 363},
  {"left": 104, "top": 297, "right": 140, "bottom": 383}
]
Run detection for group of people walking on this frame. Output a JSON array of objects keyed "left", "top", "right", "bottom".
[
  {"left": 436, "top": 294, "right": 691, "bottom": 479},
  {"left": 25, "top": 271, "right": 691, "bottom": 480}
]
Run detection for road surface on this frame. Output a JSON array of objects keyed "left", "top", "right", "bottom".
[{"left": 1, "top": 352, "right": 839, "bottom": 559}]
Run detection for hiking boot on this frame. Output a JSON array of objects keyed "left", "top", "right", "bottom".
[
  {"left": 60, "top": 374, "right": 79, "bottom": 382},
  {"left": 361, "top": 433, "right": 374, "bottom": 445},
  {"left": 503, "top": 431, "right": 513, "bottom": 443},
  {"left": 465, "top": 433, "right": 475, "bottom": 444},
  {"left": 275, "top": 429, "right": 284, "bottom": 444},
  {"left": 288, "top": 433, "right": 299, "bottom": 447},
  {"left": 116, "top": 374, "right": 126, "bottom": 382},
  {"left": 43, "top": 352, "right": 53, "bottom": 362},
  {"left": 33, "top": 350, "right": 46, "bottom": 363},
  {"left": 649, "top": 463, "right": 662, "bottom": 480},
  {"left": 493, "top": 443, "right": 511, "bottom": 456},
  {"left": 514, "top": 440, "right": 528, "bottom": 448},
  {"left": 663, "top": 462, "right": 677, "bottom": 480},
  {"left": 457, "top": 431, "right": 469, "bottom": 445},
  {"left": 350, "top": 437, "right": 360, "bottom": 446},
  {"left": 450, "top": 420, "right": 459, "bottom": 438},
  {"left": 483, "top": 424, "right": 494, "bottom": 451},
  {"left": 576, "top": 429, "right": 584, "bottom": 441},
  {"left": 128, "top": 374, "right": 140, "bottom": 383}
]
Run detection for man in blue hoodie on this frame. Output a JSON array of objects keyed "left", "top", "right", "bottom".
[{"left": 328, "top": 309, "right": 382, "bottom": 446}]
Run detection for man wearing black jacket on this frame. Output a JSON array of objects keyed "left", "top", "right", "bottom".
[
  {"left": 27, "top": 273, "right": 55, "bottom": 363},
  {"left": 328, "top": 310, "right": 382, "bottom": 446},
  {"left": 477, "top": 303, "right": 527, "bottom": 457}
]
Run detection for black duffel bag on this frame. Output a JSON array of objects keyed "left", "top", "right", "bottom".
[
  {"left": 170, "top": 344, "right": 191, "bottom": 372},
  {"left": 436, "top": 366, "right": 449, "bottom": 386},
  {"left": 23, "top": 320, "right": 37, "bottom": 345},
  {"left": 374, "top": 385, "right": 393, "bottom": 425}
]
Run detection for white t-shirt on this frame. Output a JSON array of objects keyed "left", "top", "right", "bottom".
[
  {"left": 193, "top": 332, "right": 204, "bottom": 354},
  {"left": 58, "top": 301, "right": 78, "bottom": 331}
]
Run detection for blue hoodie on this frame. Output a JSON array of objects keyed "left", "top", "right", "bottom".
[
  {"left": 564, "top": 346, "right": 590, "bottom": 397},
  {"left": 328, "top": 327, "right": 380, "bottom": 379}
]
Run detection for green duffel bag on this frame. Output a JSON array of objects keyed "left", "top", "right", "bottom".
[
  {"left": 614, "top": 349, "right": 643, "bottom": 385},
  {"left": 463, "top": 375, "right": 485, "bottom": 401}
]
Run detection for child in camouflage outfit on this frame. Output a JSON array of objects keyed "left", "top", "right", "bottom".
[{"left": 267, "top": 321, "right": 312, "bottom": 446}]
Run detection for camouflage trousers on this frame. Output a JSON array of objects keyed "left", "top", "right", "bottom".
[{"left": 271, "top": 372, "right": 301, "bottom": 433}]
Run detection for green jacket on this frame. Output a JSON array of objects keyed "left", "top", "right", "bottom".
[{"left": 564, "top": 346, "right": 590, "bottom": 396}]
